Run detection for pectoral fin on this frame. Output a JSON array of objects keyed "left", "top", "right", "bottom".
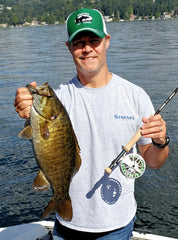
[
  {"left": 33, "top": 169, "right": 50, "bottom": 191},
  {"left": 18, "top": 125, "right": 33, "bottom": 140},
  {"left": 40, "top": 123, "right": 50, "bottom": 140}
]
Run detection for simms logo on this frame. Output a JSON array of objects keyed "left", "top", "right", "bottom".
[{"left": 114, "top": 114, "right": 135, "bottom": 120}]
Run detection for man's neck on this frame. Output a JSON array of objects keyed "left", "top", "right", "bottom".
[{"left": 77, "top": 69, "right": 112, "bottom": 88}]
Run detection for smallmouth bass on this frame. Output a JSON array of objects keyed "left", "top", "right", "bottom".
[{"left": 19, "top": 82, "right": 81, "bottom": 221}]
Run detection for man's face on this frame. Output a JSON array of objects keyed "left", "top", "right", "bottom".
[{"left": 66, "top": 32, "right": 110, "bottom": 78}]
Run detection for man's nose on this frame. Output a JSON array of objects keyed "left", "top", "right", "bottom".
[{"left": 82, "top": 42, "right": 92, "bottom": 51}]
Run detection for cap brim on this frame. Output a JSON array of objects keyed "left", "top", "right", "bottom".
[{"left": 68, "top": 28, "right": 106, "bottom": 43}]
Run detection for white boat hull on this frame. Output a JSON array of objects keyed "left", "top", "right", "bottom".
[{"left": 0, "top": 221, "right": 177, "bottom": 240}]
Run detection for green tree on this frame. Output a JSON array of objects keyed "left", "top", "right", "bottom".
[
  {"left": 155, "top": 12, "right": 160, "bottom": 18},
  {"left": 0, "top": 0, "right": 177, "bottom": 25}
]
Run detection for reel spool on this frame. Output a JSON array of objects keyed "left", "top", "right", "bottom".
[{"left": 120, "top": 153, "right": 146, "bottom": 179}]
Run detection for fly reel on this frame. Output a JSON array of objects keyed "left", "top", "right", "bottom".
[{"left": 120, "top": 153, "right": 146, "bottom": 179}]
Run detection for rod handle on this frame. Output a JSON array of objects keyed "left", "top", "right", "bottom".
[
  {"left": 123, "top": 129, "right": 142, "bottom": 152},
  {"left": 105, "top": 129, "right": 142, "bottom": 174},
  {"left": 105, "top": 167, "right": 112, "bottom": 174}
]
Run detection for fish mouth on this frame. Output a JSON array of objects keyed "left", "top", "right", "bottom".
[
  {"left": 27, "top": 83, "right": 57, "bottom": 121},
  {"left": 26, "top": 82, "right": 53, "bottom": 98}
]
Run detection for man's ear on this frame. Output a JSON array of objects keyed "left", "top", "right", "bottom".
[
  {"left": 105, "top": 34, "right": 111, "bottom": 50},
  {"left": 65, "top": 41, "right": 72, "bottom": 53}
]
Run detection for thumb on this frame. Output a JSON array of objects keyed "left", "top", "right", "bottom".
[
  {"left": 30, "top": 82, "right": 38, "bottom": 88},
  {"left": 142, "top": 115, "right": 154, "bottom": 124}
]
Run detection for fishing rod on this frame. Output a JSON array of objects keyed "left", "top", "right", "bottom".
[{"left": 105, "top": 87, "right": 178, "bottom": 177}]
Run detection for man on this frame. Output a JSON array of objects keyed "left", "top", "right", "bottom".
[{"left": 14, "top": 8, "right": 169, "bottom": 240}]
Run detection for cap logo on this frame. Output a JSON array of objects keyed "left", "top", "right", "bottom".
[{"left": 75, "top": 13, "right": 93, "bottom": 24}]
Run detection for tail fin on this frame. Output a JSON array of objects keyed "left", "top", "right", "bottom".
[{"left": 41, "top": 197, "right": 73, "bottom": 221}]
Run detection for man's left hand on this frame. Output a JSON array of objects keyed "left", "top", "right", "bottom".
[{"left": 141, "top": 114, "right": 167, "bottom": 145}]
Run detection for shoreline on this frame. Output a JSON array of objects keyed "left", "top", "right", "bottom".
[{"left": 0, "top": 16, "right": 178, "bottom": 29}]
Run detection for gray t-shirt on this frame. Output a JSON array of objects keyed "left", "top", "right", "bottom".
[{"left": 54, "top": 73, "right": 154, "bottom": 232}]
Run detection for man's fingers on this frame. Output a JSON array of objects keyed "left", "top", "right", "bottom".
[
  {"left": 14, "top": 82, "right": 37, "bottom": 119},
  {"left": 17, "top": 106, "right": 32, "bottom": 119}
]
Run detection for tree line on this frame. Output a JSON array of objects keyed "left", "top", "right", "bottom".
[{"left": 0, "top": 0, "right": 177, "bottom": 26}]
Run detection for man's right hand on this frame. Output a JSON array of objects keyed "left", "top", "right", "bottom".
[{"left": 14, "top": 82, "right": 37, "bottom": 119}]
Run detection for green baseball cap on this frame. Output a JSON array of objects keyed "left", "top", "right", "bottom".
[{"left": 66, "top": 8, "right": 108, "bottom": 43}]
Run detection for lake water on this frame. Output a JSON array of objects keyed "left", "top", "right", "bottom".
[{"left": 0, "top": 19, "right": 178, "bottom": 238}]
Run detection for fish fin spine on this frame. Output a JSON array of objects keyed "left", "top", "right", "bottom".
[
  {"left": 18, "top": 125, "right": 33, "bottom": 140},
  {"left": 33, "top": 169, "right": 50, "bottom": 191}
]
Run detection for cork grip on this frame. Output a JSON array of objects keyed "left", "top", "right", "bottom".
[
  {"left": 123, "top": 128, "right": 142, "bottom": 152},
  {"left": 105, "top": 167, "right": 112, "bottom": 174}
]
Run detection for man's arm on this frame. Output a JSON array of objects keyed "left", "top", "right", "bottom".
[
  {"left": 139, "top": 143, "right": 169, "bottom": 169},
  {"left": 138, "top": 114, "right": 169, "bottom": 169}
]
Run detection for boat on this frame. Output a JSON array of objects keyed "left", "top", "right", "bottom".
[{"left": 0, "top": 220, "right": 177, "bottom": 240}]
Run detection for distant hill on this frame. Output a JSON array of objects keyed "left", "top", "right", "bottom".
[{"left": 0, "top": 0, "right": 177, "bottom": 26}]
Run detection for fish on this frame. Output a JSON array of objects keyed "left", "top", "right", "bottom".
[{"left": 18, "top": 82, "right": 81, "bottom": 221}]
